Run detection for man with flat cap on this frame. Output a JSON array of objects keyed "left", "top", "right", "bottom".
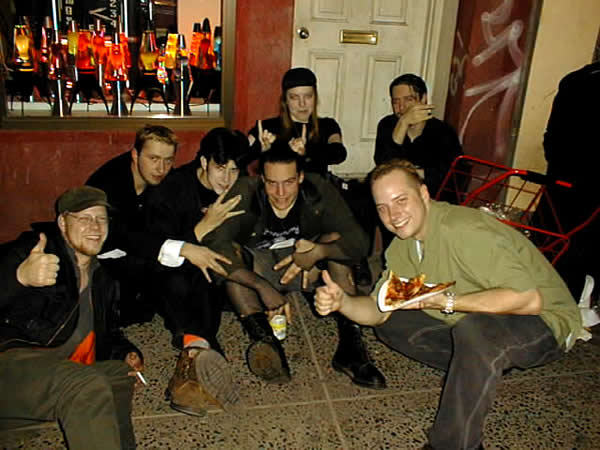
[{"left": 0, "top": 186, "right": 143, "bottom": 450}]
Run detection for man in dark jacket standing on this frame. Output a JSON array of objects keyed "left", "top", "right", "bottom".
[
  {"left": 0, "top": 186, "right": 143, "bottom": 450},
  {"left": 542, "top": 62, "right": 600, "bottom": 301}
]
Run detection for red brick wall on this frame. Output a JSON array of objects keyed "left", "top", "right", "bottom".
[
  {"left": 232, "top": 0, "right": 294, "bottom": 133},
  {"left": 0, "top": 130, "right": 204, "bottom": 242},
  {"left": 444, "top": 0, "right": 539, "bottom": 165}
]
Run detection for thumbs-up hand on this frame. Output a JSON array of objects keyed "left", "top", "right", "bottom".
[
  {"left": 315, "top": 269, "right": 345, "bottom": 316},
  {"left": 16, "top": 233, "right": 60, "bottom": 287},
  {"left": 288, "top": 123, "right": 307, "bottom": 156}
]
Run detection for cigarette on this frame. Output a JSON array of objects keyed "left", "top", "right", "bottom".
[{"left": 135, "top": 371, "right": 148, "bottom": 386}]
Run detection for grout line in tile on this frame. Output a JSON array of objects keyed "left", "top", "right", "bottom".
[
  {"left": 500, "top": 368, "right": 600, "bottom": 384},
  {"left": 133, "top": 398, "right": 333, "bottom": 422},
  {"left": 293, "top": 292, "right": 350, "bottom": 450}
]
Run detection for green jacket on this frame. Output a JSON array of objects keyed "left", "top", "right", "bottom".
[{"left": 372, "top": 201, "right": 582, "bottom": 350}]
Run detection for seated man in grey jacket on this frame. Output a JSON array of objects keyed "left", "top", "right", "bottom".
[{"left": 204, "top": 143, "right": 386, "bottom": 389}]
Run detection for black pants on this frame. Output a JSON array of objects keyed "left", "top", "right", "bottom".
[
  {"left": 531, "top": 183, "right": 599, "bottom": 301},
  {"left": 100, "top": 256, "right": 161, "bottom": 327},
  {"left": 376, "top": 311, "right": 563, "bottom": 449},
  {"left": 155, "top": 265, "right": 224, "bottom": 346}
]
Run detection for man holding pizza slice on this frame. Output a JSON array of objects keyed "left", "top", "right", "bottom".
[{"left": 315, "top": 159, "right": 582, "bottom": 450}]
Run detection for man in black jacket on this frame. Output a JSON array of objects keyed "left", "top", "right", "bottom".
[
  {"left": 86, "top": 125, "right": 179, "bottom": 326},
  {"left": 374, "top": 73, "right": 463, "bottom": 199},
  {"left": 204, "top": 144, "right": 386, "bottom": 389},
  {"left": 145, "top": 127, "right": 247, "bottom": 416},
  {"left": 0, "top": 186, "right": 143, "bottom": 450},
  {"left": 542, "top": 62, "right": 600, "bottom": 301}
]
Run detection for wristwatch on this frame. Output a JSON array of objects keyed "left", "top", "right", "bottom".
[{"left": 442, "top": 291, "right": 456, "bottom": 315}]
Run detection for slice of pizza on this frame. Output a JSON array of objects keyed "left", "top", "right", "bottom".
[
  {"left": 384, "top": 272, "right": 455, "bottom": 307},
  {"left": 417, "top": 281, "right": 456, "bottom": 296}
]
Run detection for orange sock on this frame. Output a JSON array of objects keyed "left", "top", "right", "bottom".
[{"left": 183, "top": 334, "right": 210, "bottom": 349}]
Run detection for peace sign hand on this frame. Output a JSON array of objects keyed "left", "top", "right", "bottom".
[{"left": 194, "top": 192, "right": 245, "bottom": 242}]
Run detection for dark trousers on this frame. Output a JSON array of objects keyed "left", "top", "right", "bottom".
[
  {"left": 100, "top": 256, "right": 161, "bottom": 327},
  {"left": 376, "top": 311, "right": 563, "bottom": 449},
  {"left": 532, "top": 183, "right": 599, "bottom": 301},
  {"left": 156, "top": 266, "right": 224, "bottom": 347},
  {"left": 0, "top": 349, "right": 136, "bottom": 449}
]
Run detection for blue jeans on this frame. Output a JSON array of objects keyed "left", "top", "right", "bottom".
[{"left": 376, "top": 311, "right": 563, "bottom": 449}]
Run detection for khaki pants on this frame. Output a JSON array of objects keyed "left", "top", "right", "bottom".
[{"left": 0, "top": 349, "right": 136, "bottom": 449}]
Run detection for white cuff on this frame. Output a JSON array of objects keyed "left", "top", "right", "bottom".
[{"left": 158, "top": 239, "right": 186, "bottom": 267}]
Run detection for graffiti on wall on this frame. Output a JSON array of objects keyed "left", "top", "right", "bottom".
[
  {"left": 459, "top": 0, "right": 523, "bottom": 161},
  {"left": 446, "top": 0, "right": 537, "bottom": 166}
]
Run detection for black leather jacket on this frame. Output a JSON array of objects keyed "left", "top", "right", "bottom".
[{"left": 0, "top": 222, "right": 141, "bottom": 361}]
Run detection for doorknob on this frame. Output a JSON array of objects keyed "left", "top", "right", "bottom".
[{"left": 297, "top": 27, "right": 310, "bottom": 39}]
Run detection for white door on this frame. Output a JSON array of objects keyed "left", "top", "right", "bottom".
[{"left": 292, "top": 0, "right": 455, "bottom": 177}]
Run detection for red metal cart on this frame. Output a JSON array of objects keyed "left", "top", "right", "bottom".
[{"left": 435, "top": 155, "right": 600, "bottom": 265}]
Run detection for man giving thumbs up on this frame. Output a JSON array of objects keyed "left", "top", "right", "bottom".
[{"left": 0, "top": 186, "right": 143, "bottom": 450}]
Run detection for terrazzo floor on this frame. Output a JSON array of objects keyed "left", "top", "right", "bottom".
[{"left": 1, "top": 292, "right": 599, "bottom": 449}]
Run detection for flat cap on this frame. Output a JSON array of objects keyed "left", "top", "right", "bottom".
[{"left": 56, "top": 186, "right": 111, "bottom": 215}]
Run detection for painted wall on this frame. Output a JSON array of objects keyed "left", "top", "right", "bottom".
[
  {"left": 232, "top": 0, "right": 294, "bottom": 133},
  {"left": 513, "top": 0, "right": 600, "bottom": 173},
  {"left": 0, "top": 130, "right": 203, "bottom": 242},
  {"left": 445, "top": 0, "right": 539, "bottom": 166}
]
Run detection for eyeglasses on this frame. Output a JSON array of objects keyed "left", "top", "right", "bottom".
[{"left": 67, "top": 213, "right": 109, "bottom": 227}]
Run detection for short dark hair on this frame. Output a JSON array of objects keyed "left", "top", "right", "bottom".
[
  {"left": 389, "top": 74, "right": 427, "bottom": 99},
  {"left": 194, "top": 127, "right": 249, "bottom": 172},
  {"left": 133, "top": 125, "right": 178, "bottom": 154},
  {"left": 258, "top": 140, "right": 304, "bottom": 175},
  {"left": 369, "top": 159, "right": 424, "bottom": 188}
]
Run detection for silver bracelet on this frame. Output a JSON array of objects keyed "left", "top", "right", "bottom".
[{"left": 442, "top": 291, "right": 456, "bottom": 315}]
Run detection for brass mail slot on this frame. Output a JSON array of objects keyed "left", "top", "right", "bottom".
[{"left": 340, "top": 30, "right": 378, "bottom": 45}]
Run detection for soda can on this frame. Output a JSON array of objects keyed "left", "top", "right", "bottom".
[{"left": 269, "top": 314, "right": 287, "bottom": 340}]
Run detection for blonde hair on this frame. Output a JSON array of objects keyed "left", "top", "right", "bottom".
[
  {"left": 134, "top": 125, "right": 178, "bottom": 154},
  {"left": 369, "top": 159, "right": 424, "bottom": 188}
]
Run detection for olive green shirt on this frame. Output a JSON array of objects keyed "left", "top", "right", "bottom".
[{"left": 372, "top": 201, "right": 582, "bottom": 350}]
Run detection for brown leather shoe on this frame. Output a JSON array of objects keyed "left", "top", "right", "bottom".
[{"left": 167, "top": 346, "right": 239, "bottom": 416}]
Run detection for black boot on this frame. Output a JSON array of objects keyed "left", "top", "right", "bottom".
[
  {"left": 332, "top": 315, "right": 386, "bottom": 389},
  {"left": 240, "top": 313, "right": 291, "bottom": 384}
]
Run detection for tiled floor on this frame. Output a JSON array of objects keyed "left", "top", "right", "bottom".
[{"left": 1, "top": 293, "right": 599, "bottom": 449}]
